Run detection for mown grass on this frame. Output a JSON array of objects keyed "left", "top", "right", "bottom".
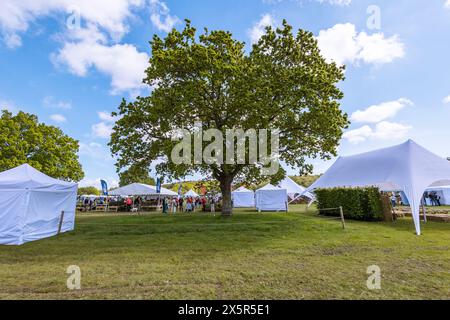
[{"left": 0, "top": 205, "right": 449, "bottom": 300}]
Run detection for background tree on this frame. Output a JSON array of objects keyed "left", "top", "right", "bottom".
[
  {"left": 78, "top": 186, "right": 101, "bottom": 196},
  {"left": 0, "top": 110, "right": 84, "bottom": 181},
  {"left": 110, "top": 20, "right": 348, "bottom": 215},
  {"left": 118, "top": 164, "right": 156, "bottom": 187}
]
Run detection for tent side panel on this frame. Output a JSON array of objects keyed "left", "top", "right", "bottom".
[
  {"left": 256, "top": 190, "right": 287, "bottom": 211},
  {"left": 232, "top": 193, "right": 255, "bottom": 208},
  {"left": 22, "top": 188, "right": 77, "bottom": 243},
  {"left": 0, "top": 190, "right": 27, "bottom": 245}
]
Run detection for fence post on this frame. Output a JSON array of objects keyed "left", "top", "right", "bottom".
[
  {"left": 339, "top": 206, "right": 346, "bottom": 230},
  {"left": 57, "top": 210, "right": 65, "bottom": 234}
]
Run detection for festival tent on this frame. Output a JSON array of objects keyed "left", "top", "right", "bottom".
[
  {"left": 109, "top": 183, "right": 177, "bottom": 196},
  {"left": 184, "top": 189, "right": 199, "bottom": 198},
  {"left": 277, "top": 176, "right": 314, "bottom": 202},
  {"left": 232, "top": 186, "right": 255, "bottom": 208},
  {"left": 0, "top": 164, "right": 78, "bottom": 245},
  {"left": 307, "top": 140, "right": 450, "bottom": 235},
  {"left": 255, "top": 184, "right": 288, "bottom": 212},
  {"left": 425, "top": 186, "right": 450, "bottom": 205}
]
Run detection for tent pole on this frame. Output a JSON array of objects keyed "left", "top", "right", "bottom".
[
  {"left": 57, "top": 211, "right": 65, "bottom": 234},
  {"left": 422, "top": 204, "right": 427, "bottom": 223}
]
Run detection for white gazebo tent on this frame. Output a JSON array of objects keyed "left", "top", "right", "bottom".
[
  {"left": 307, "top": 140, "right": 450, "bottom": 235},
  {"left": 0, "top": 164, "right": 78, "bottom": 245},
  {"left": 425, "top": 186, "right": 450, "bottom": 205},
  {"left": 277, "top": 176, "right": 314, "bottom": 203},
  {"left": 184, "top": 189, "right": 199, "bottom": 198},
  {"left": 255, "top": 184, "right": 288, "bottom": 212},
  {"left": 232, "top": 186, "right": 255, "bottom": 208},
  {"left": 109, "top": 183, "right": 177, "bottom": 196}
]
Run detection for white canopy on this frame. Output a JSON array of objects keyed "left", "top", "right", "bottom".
[
  {"left": 308, "top": 140, "right": 450, "bottom": 235},
  {"left": 109, "top": 183, "right": 177, "bottom": 196},
  {"left": 232, "top": 186, "right": 255, "bottom": 208},
  {"left": 0, "top": 164, "right": 77, "bottom": 245},
  {"left": 184, "top": 189, "right": 199, "bottom": 197},
  {"left": 277, "top": 176, "right": 314, "bottom": 201},
  {"left": 425, "top": 186, "right": 450, "bottom": 205},
  {"left": 255, "top": 184, "right": 288, "bottom": 212}
]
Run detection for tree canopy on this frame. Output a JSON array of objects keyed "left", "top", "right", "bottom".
[
  {"left": 118, "top": 164, "right": 156, "bottom": 187},
  {"left": 78, "top": 186, "right": 101, "bottom": 196},
  {"left": 0, "top": 110, "right": 84, "bottom": 181},
  {"left": 110, "top": 20, "right": 348, "bottom": 215}
]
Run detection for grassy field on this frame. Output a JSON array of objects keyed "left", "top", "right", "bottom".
[{"left": 0, "top": 205, "right": 449, "bottom": 300}]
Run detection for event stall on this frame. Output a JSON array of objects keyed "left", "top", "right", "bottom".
[
  {"left": 0, "top": 164, "right": 78, "bottom": 245},
  {"left": 109, "top": 183, "right": 177, "bottom": 196},
  {"left": 277, "top": 176, "right": 314, "bottom": 203},
  {"left": 425, "top": 186, "right": 450, "bottom": 205},
  {"left": 232, "top": 186, "right": 255, "bottom": 208},
  {"left": 255, "top": 184, "right": 288, "bottom": 212},
  {"left": 307, "top": 140, "right": 450, "bottom": 235},
  {"left": 184, "top": 189, "right": 199, "bottom": 198}
]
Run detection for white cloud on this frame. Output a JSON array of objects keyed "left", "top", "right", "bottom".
[
  {"left": 53, "top": 24, "right": 149, "bottom": 95},
  {"left": 445, "top": 0, "right": 450, "bottom": 9},
  {"left": 98, "top": 111, "right": 117, "bottom": 123},
  {"left": 0, "top": 0, "right": 146, "bottom": 48},
  {"left": 316, "top": 0, "right": 351, "bottom": 5},
  {"left": 79, "top": 141, "right": 113, "bottom": 161},
  {"left": 248, "top": 14, "right": 275, "bottom": 44},
  {"left": 343, "top": 125, "right": 373, "bottom": 144},
  {"left": 351, "top": 98, "right": 413, "bottom": 124},
  {"left": 91, "top": 111, "right": 121, "bottom": 139},
  {"left": 49, "top": 114, "right": 67, "bottom": 123},
  {"left": 344, "top": 121, "right": 412, "bottom": 144},
  {"left": 150, "top": 0, "right": 180, "bottom": 33},
  {"left": 43, "top": 96, "right": 72, "bottom": 110},
  {"left": 92, "top": 122, "right": 114, "bottom": 139},
  {"left": 317, "top": 23, "right": 405, "bottom": 66},
  {"left": 443, "top": 95, "right": 450, "bottom": 104},
  {"left": 4, "top": 33, "right": 22, "bottom": 49},
  {"left": 372, "top": 121, "right": 412, "bottom": 140}
]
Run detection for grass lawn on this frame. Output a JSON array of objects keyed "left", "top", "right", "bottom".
[{"left": 0, "top": 205, "right": 449, "bottom": 300}]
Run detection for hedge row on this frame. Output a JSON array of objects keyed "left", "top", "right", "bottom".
[{"left": 315, "top": 187, "right": 384, "bottom": 221}]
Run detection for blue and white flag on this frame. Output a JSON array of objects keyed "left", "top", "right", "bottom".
[
  {"left": 156, "top": 177, "right": 161, "bottom": 194},
  {"left": 100, "top": 180, "right": 108, "bottom": 196}
]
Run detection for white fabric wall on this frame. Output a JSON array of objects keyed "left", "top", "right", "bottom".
[
  {"left": 256, "top": 189, "right": 288, "bottom": 212},
  {"left": 0, "top": 164, "right": 77, "bottom": 245},
  {"left": 232, "top": 191, "right": 255, "bottom": 208},
  {"left": 0, "top": 188, "right": 77, "bottom": 245}
]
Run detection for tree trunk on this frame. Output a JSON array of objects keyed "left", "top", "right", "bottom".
[{"left": 219, "top": 175, "right": 233, "bottom": 216}]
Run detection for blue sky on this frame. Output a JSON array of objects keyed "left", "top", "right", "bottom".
[{"left": 1, "top": 0, "right": 450, "bottom": 188}]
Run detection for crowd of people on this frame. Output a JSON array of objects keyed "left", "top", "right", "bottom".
[
  {"left": 424, "top": 191, "right": 442, "bottom": 206},
  {"left": 389, "top": 191, "right": 444, "bottom": 208},
  {"left": 78, "top": 194, "right": 222, "bottom": 213},
  {"left": 161, "top": 196, "right": 220, "bottom": 214}
]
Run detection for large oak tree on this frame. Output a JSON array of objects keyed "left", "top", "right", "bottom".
[
  {"left": 110, "top": 20, "right": 348, "bottom": 215},
  {"left": 0, "top": 110, "right": 84, "bottom": 181}
]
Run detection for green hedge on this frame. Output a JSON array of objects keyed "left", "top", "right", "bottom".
[{"left": 315, "top": 187, "right": 384, "bottom": 221}]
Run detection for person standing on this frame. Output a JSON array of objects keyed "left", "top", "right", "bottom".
[
  {"left": 179, "top": 197, "right": 184, "bottom": 212},
  {"left": 172, "top": 198, "right": 177, "bottom": 213},
  {"left": 162, "top": 198, "right": 168, "bottom": 214},
  {"left": 390, "top": 193, "right": 397, "bottom": 208},
  {"left": 211, "top": 197, "right": 215, "bottom": 213}
]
